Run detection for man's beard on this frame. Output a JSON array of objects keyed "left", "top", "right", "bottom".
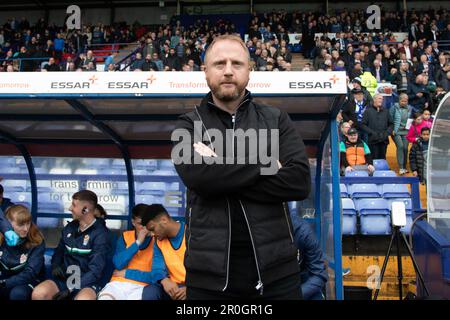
[{"left": 207, "top": 80, "right": 246, "bottom": 102}]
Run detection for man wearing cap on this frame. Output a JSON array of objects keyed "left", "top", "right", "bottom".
[
  {"left": 350, "top": 77, "right": 373, "bottom": 105},
  {"left": 341, "top": 88, "right": 370, "bottom": 142},
  {"left": 340, "top": 128, "right": 375, "bottom": 175}
]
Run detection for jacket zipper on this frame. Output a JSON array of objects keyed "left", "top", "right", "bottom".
[
  {"left": 283, "top": 203, "right": 294, "bottom": 243},
  {"left": 239, "top": 200, "right": 264, "bottom": 295},
  {"left": 222, "top": 199, "right": 232, "bottom": 292},
  {"left": 187, "top": 207, "right": 192, "bottom": 256}
]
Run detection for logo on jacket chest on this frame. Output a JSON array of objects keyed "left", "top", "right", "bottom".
[
  {"left": 20, "top": 253, "right": 28, "bottom": 264},
  {"left": 83, "top": 235, "right": 90, "bottom": 246}
]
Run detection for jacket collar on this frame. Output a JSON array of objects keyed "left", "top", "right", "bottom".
[{"left": 200, "top": 90, "right": 252, "bottom": 116}]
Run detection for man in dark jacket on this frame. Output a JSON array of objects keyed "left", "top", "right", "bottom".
[
  {"left": 31, "top": 190, "right": 110, "bottom": 300},
  {"left": 408, "top": 74, "right": 431, "bottom": 113},
  {"left": 341, "top": 88, "right": 370, "bottom": 141},
  {"left": 360, "top": 94, "right": 394, "bottom": 160},
  {"left": 290, "top": 213, "right": 327, "bottom": 300},
  {"left": 172, "top": 35, "right": 311, "bottom": 299}
]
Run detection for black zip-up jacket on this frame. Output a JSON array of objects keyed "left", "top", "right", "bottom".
[
  {"left": 172, "top": 90, "right": 311, "bottom": 293},
  {"left": 360, "top": 105, "right": 394, "bottom": 144}
]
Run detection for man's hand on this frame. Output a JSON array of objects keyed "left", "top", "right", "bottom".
[
  {"left": 53, "top": 289, "right": 72, "bottom": 300},
  {"left": 193, "top": 142, "right": 218, "bottom": 157},
  {"left": 412, "top": 171, "right": 418, "bottom": 177},
  {"left": 172, "top": 286, "right": 187, "bottom": 300},
  {"left": 51, "top": 265, "right": 66, "bottom": 281},
  {"left": 345, "top": 166, "right": 354, "bottom": 172},
  {"left": 368, "top": 165, "right": 375, "bottom": 174},
  {"left": 161, "top": 278, "right": 179, "bottom": 299},
  {"left": 136, "top": 227, "right": 150, "bottom": 245},
  {"left": 277, "top": 160, "right": 282, "bottom": 169},
  {"left": 416, "top": 92, "right": 423, "bottom": 97},
  {"left": 113, "top": 269, "right": 126, "bottom": 278},
  {"left": 348, "top": 120, "right": 354, "bottom": 126}
]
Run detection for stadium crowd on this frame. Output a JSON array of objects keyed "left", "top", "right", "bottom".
[{"left": 0, "top": 8, "right": 449, "bottom": 177}]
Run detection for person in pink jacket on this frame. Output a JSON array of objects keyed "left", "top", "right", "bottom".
[
  {"left": 406, "top": 112, "right": 432, "bottom": 143},
  {"left": 421, "top": 108, "right": 433, "bottom": 127}
]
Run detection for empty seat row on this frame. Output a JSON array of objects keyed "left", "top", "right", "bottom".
[
  {"left": 340, "top": 183, "right": 410, "bottom": 199},
  {"left": 342, "top": 198, "right": 413, "bottom": 235}
]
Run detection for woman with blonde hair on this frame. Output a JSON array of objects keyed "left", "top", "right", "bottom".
[{"left": 0, "top": 205, "right": 45, "bottom": 300}]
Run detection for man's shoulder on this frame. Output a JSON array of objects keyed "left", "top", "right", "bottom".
[{"left": 250, "top": 101, "right": 282, "bottom": 119}]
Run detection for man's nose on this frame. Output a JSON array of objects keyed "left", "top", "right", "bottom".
[{"left": 223, "top": 61, "right": 233, "bottom": 75}]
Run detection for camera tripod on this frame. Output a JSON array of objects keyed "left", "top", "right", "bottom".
[{"left": 373, "top": 225, "right": 430, "bottom": 300}]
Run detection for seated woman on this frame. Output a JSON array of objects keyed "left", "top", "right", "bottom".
[{"left": 0, "top": 205, "right": 45, "bottom": 300}]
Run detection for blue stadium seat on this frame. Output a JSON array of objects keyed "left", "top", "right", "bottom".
[
  {"left": 9, "top": 192, "right": 31, "bottom": 208},
  {"left": 134, "top": 159, "right": 158, "bottom": 172},
  {"left": 381, "top": 184, "right": 410, "bottom": 198},
  {"left": 3, "top": 167, "right": 21, "bottom": 174},
  {"left": 1, "top": 180, "right": 27, "bottom": 192},
  {"left": 373, "top": 159, "right": 390, "bottom": 170},
  {"left": 37, "top": 217, "right": 60, "bottom": 229},
  {"left": 356, "top": 198, "right": 391, "bottom": 235},
  {"left": 373, "top": 170, "right": 397, "bottom": 177},
  {"left": 345, "top": 170, "right": 369, "bottom": 177},
  {"left": 111, "top": 159, "right": 126, "bottom": 170},
  {"left": 387, "top": 198, "right": 412, "bottom": 214},
  {"left": 83, "top": 158, "right": 110, "bottom": 169},
  {"left": 355, "top": 198, "right": 390, "bottom": 215},
  {"left": 0, "top": 157, "right": 16, "bottom": 167},
  {"left": 133, "top": 169, "right": 148, "bottom": 176},
  {"left": 340, "top": 184, "right": 349, "bottom": 197},
  {"left": 158, "top": 160, "right": 175, "bottom": 171},
  {"left": 136, "top": 182, "right": 166, "bottom": 196},
  {"left": 34, "top": 167, "right": 48, "bottom": 174},
  {"left": 348, "top": 184, "right": 381, "bottom": 198},
  {"left": 342, "top": 198, "right": 357, "bottom": 235},
  {"left": 111, "top": 181, "right": 129, "bottom": 195},
  {"left": 100, "top": 168, "right": 127, "bottom": 175},
  {"left": 135, "top": 194, "right": 159, "bottom": 205},
  {"left": 151, "top": 170, "right": 177, "bottom": 176}
]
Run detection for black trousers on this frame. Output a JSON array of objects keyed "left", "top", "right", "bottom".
[
  {"left": 369, "top": 142, "right": 388, "bottom": 160},
  {"left": 187, "top": 272, "right": 302, "bottom": 300}
]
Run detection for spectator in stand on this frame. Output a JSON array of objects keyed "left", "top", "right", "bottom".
[
  {"left": 422, "top": 108, "right": 433, "bottom": 127},
  {"left": 360, "top": 67, "right": 378, "bottom": 96},
  {"left": 409, "top": 127, "right": 430, "bottom": 185},
  {"left": 151, "top": 53, "right": 163, "bottom": 71},
  {"left": 103, "top": 52, "right": 116, "bottom": 72},
  {"left": 142, "top": 54, "right": 158, "bottom": 71},
  {"left": 406, "top": 112, "right": 432, "bottom": 143},
  {"left": 341, "top": 88, "right": 370, "bottom": 141},
  {"left": 130, "top": 52, "right": 144, "bottom": 71},
  {"left": 390, "top": 93, "right": 413, "bottom": 175},
  {"left": 83, "top": 50, "right": 96, "bottom": 70},
  {"left": 350, "top": 78, "right": 373, "bottom": 105},
  {"left": 408, "top": 74, "right": 431, "bottom": 113},
  {"left": 416, "top": 54, "right": 435, "bottom": 81},
  {"left": 164, "top": 47, "right": 181, "bottom": 71},
  {"left": 371, "top": 59, "right": 388, "bottom": 83},
  {"left": 361, "top": 94, "right": 394, "bottom": 160},
  {"left": 43, "top": 57, "right": 61, "bottom": 72},
  {"left": 340, "top": 128, "right": 375, "bottom": 176},
  {"left": 392, "top": 62, "right": 413, "bottom": 94},
  {"left": 53, "top": 33, "right": 64, "bottom": 62}
]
